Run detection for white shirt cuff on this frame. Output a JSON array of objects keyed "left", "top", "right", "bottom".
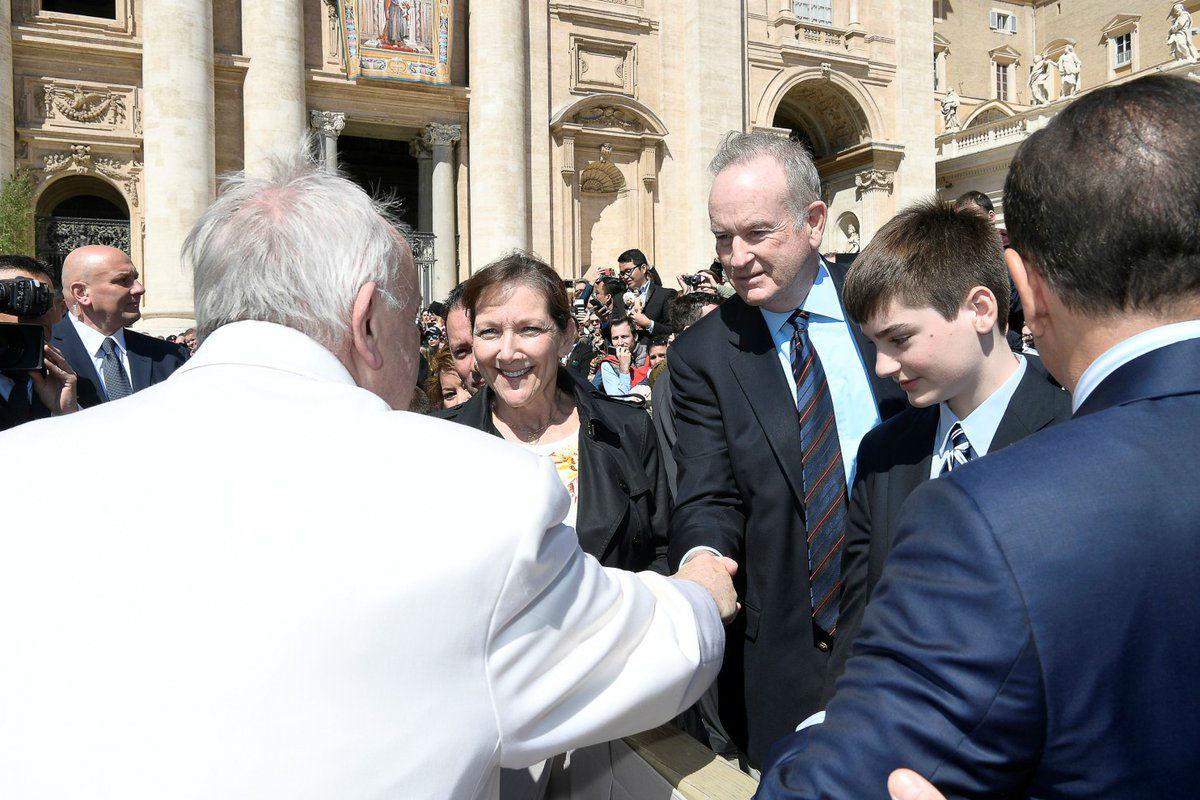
[
  {"left": 680, "top": 546, "right": 723, "bottom": 565},
  {"left": 796, "top": 710, "right": 826, "bottom": 732}
]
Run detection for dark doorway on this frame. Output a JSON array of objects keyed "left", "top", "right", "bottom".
[
  {"left": 36, "top": 190, "right": 131, "bottom": 282},
  {"left": 41, "top": 0, "right": 116, "bottom": 18},
  {"left": 337, "top": 135, "right": 420, "bottom": 230}
]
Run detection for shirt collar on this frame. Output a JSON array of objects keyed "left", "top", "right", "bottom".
[
  {"left": 175, "top": 319, "right": 362, "bottom": 389},
  {"left": 1072, "top": 320, "right": 1200, "bottom": 412},
  {"left": 936, "top": 354, "right": 1027, "bottom": 459},
  {"left": 759, "top": 259, "right": 844, "bottom": 337},
  {"left": 70, "top": 313, "right": 127, "bottom": 357},
  {"left": 638, "top": 281, "right": 651, "bottom": 300}
]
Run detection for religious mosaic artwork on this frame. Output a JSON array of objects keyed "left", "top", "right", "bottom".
[{"left": 337, "top": 0, "right": 452, "bottom": 84}]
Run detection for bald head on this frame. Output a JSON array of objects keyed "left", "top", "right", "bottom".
[{"left": 64, "top": 245, "right": 144, "bottom": 335}]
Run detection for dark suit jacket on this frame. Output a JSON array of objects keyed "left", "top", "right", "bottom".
[
  {"left": 642, "top": 283, "right": 677, "bottom": 337},
  {"left": 821, "top": 355, "right": 1072, "bottom": 702},
  {"left": 667, "top": 263, "right": 907, "bottom": 766},
  {"left": 0, "top": 375, "right": 51, "bottom": 432},
  {"left": 650, "top": 361, "right": 678, "bottom": 500},
  {"left": 52, "top": 317, "right": 188, "bottom": 408},
  {"left": 439, "top": 368, "right": 669, "bottom": 573},
  {"left": 757, "top": 337, "right": 1200, "bottom": 799}
]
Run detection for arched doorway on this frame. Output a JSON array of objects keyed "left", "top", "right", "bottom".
[
  {"left": 35, "top": 175, "right": 131, "bottom": 282},
  {"left": 763, "top": 75, "right": 898, "bottom": 251}
]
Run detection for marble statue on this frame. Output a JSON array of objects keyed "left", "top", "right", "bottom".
[
  {"left": 1168, "top": 3, "right": 1199, "bottom": 63},
  {"left": 845, "top": 223, "right": 860, "bottom": 253},
  {"left": 941, "top": 88, "right": 961, "bottom": 133},
  {"left": 1058, "top": 46, "right": 1082, "bottom": 98},
  {"left": 1029, "top": 53, "right": 1052, "bottom": 106}
]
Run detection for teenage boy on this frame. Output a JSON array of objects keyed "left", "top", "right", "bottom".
[{"left": 821, "top": 198, "right": 1071, "bottom": 701}]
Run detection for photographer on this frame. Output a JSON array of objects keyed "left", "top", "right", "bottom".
[
  {"left": 677, "top": 260, "right": 736, "bottom": 300},
  {"left": 0, "top": 255, "right": 78, "bottom": 431}
]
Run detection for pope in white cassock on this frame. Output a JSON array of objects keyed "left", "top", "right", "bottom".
[{"left": 0, "top": 154, "right": 734, "bottom": 799}]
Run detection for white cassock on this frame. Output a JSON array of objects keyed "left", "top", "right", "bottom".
[{"left": 0, "top": 320, "right": 724, "bottom": 800}]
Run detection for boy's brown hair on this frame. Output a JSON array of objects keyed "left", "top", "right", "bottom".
[{"left": 842, "top": 198, "right": 1010, "bottom": 325}]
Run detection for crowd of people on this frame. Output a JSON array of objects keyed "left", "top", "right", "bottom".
[{"left": 1, "top": 73, "right": 1197, "bottom": 800}]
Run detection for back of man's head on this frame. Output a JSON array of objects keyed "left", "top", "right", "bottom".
[
  {"left": 843, "top": 198, "right": 1009, "bottom": 326},
  {"left": 184, "top": 153, "right": 415, "bottom": 350},
  {"left": 668, "top": 291, "right": 722, "bottom": 333},
  {"left": 953, "top": 190, "right": 995, "bottom": 216},
  {"left": 1004, "top": 74, "right": 1200, "bottom": 317}
]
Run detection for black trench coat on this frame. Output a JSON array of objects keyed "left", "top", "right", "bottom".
[{"left": 438, "top": 369, "right": 669, "bottom": 574}]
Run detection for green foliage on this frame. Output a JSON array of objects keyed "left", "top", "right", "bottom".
[{"left": 0, "top": 168, "right": 37, "bottom": 256}]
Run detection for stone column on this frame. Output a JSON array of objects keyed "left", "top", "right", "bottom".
[
  {"left": 242, "top": 0, "right": 307, "bottom": 174},
  {"left": 893, "top": 0, "right": 936, "bottom": 206},
  {"left": 423, "top": 123, "right": 461, "bottom": 301},
  {"left": 0, "top": 0, "right": 14, "bottom": 181},
  {"left": 310, "top": 111, "right": 345, "bottom": 173},
  {"left": 467, "top": 0, "right": 529, "bottom": 269},
  {"left": 142, "top": 0, "right": 216, "bottom": 326},
  {"left": 409, "top": 137, "right": 433, "bottom": 232}
]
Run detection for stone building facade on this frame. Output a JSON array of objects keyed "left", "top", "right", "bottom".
[
  {"left": 934, "top": 0, "right": 1200, "bottom": 220},
  {"left": 1, "top": 0, "right": 937, "bottom": 331}
]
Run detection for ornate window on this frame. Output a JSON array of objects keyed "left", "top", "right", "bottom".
[
  {"left": 795, "top": 0, "right": 833, "bottom": 25},
  {"left": 994, "top": 62, "right": 1009, "bottom": 101},
  {"left": 1101, "top": 15, "right": 1140, "bottom": 79},
  {"left": 988, "top": 45, "right": 1020, "bottom": 103}
]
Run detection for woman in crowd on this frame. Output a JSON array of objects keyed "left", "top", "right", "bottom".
[
  {"left": 423, "top": 347, "right": 472, "bottom": 411},
  {"left": 440, "top": 252, "right": 668, "bottom": 572}
]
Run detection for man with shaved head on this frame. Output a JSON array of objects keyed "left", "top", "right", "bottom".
[{"left": 51, "top": 244, "right": 188, "bottom": 406}]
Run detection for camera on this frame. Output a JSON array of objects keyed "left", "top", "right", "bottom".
[
  {"left": 681, "top": 273, "right": 706, "bottom": 288},
  {"left": 0, "top": 277, "right": 54, "bottom": 372},
  {"left": 0, "top": 277, "right": 54, "bottom": 318}
]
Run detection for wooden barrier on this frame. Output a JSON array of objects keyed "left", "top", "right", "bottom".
[{"left": 623, "top": 726, "right": 759, "bottom": 800}]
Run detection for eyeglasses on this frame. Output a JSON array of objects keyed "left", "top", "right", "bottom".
[{"left": 619, "top": 269, "right": 635, "bottom": 279}]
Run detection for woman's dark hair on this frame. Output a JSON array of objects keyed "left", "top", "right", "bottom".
[{"left": 460, "top": 251, "right": 573, "bottom": 332}]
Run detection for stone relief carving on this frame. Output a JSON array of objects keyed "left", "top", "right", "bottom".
[
  {"left": 1168, "top": 4, "right": 1199, "bottom": 62},
  {"left": 309, "top": 110, "right": 347, "bottom": 137},
  {"left": 43, "top": 85, "right": 127, "bottom": 126},
  {"left": 579, "top": 160, "right": 625, "bottom": 194},
  {"left": 422, "top": 123, "right": 462, "bottom": 148},
  {"left": 1028, "top": 54, "right": 1052, "bottom": 106},
  {"left": 42, "top": 145, "right": 144, "bottom": 207},
  {"left": 940, "top": 88, "right": 961, "bottom": 132},
  {"left": 324, "top": 0, "right": 344, "bottom": 63},
  {"left": 1057, "top": 46, "right": 1082, "bottom": 98},
  {"left": 855, "top": 169, "right": 894, "bottom": 196},
  {"left": 574, "top": 106, "right": 644, "bottom": 132}
]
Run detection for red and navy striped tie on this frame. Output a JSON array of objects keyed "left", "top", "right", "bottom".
[{"left": 789, "top": 310, "right": 846, "bottom": 637}]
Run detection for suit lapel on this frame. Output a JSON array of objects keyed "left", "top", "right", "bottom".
[
  {"left": 52, "top": 318, "right": 105, "bottom": 404},
  {"left": 993, "top": 361, "right": 1066, "bottom": 449},
  {"left": 126, "top": 337, "right": 152, "bottom": 391},
  {"left": 727, "top": 301, "right": 807, "bottom": 506}
]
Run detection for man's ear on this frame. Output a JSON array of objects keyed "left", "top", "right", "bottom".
[
  {"left": 1006, "top": 248, "right": 1046, "bottom": 337},
  {"left": 349, "top": 281, "right": 383, "bottom": 371},
  {"left": 805, "top": 201, "right": 828, "bottom": 248},
  {"left": 70, "top": 281, "right": 90, "bottom": 309}
]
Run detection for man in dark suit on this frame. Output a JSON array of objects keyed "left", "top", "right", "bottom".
[
  {"left": 0, "top": 255, "right": 79, "bottom": 431},
  {"left": 619, "top": 249, "right": 677, "bottom": 337},
  {"left": 667, "top": 132, "right": 907, "bottom": 769},
  {"left": 757, "top": 74, "right": 1200, "bottom": 800},
  {"left": 52, "top": 245, "right": 187, "bottom": 407},
  {"left": 820, "top": 199, "right": 1072, "bottom": 701}
]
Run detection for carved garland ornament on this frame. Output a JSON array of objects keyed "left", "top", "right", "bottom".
[
  {"left": 574, "top": 105, "right": 644, "bottom": 132},
  {"left": 43, "top": 145, "right": 144, "bottom": 208},
  {"left": 855, "top": 169, "right": 894, "bottom": 196},
  {"left": 43, "top": 85, "right": 127, "bottom": 126}
]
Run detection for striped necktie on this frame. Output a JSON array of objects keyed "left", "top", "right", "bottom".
[
  {"left": 940, "top": 422, "right": 973, "bottom": 475},
  {"left": 789, "top": 310, "right": 846, "bottom": 637},
  {"left": 100, "top": 337, "right": 133, "bottom": 401}
]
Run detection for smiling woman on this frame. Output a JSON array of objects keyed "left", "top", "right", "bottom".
[{"left": 437, "top": 251, "right": 669, "bottom": 575}]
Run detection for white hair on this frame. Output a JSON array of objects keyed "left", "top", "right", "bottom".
[
  {"left": 184, "top": 149, "right": 416, "bottom": 349},
  {"left": 709, "top": 131, "right": 823, "bottom": 228}
]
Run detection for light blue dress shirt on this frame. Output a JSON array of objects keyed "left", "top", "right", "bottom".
[
  {"left": 931, "top": 355, "right": 1026, "bottom": 478},
  {"left": 1072, "top": 320, "right": 1200, "bottom": 412},
  {"left": 759, "top": 261, "right": 881, "bottom": 486},
  {"left": 598, "top": 361, "right": 632, "bottom": 396}
]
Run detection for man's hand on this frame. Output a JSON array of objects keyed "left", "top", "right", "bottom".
[
  {"left": 615, "top": 344, "right": 633, "bottom": 373},
  {"left": 29, "top": 344, "right": 78, "bottom": 415},
  {"left": 674, "top": 551, "right": 739, "bottom": 623},
  {"left": 631, "top": 310, "right": 653, "bottom": 330},
  {"left": 888, "top": 769, "right": 945, "bottom": 800}
]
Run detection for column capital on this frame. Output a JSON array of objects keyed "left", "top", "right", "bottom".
[
  {"left": 409, "top": 137, "right": 433, "bottom": 160},
  {"left": 422, "top": 122, "right": 462, "bottom": 149},
  {"left": 855, "top": 168, "right": 895, "bottom": 197},
  {"left": 309, "top": 110, "right": 346, "bottom": 137}
]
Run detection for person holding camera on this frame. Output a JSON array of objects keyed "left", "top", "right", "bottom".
[
  {"left": 0, "top": 255, "right": 79, "bottom": 431},
  {"left": 51, "top": 245, "right": 187, "bottom": 407}
]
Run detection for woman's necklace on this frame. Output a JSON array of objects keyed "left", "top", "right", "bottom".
[{"left": 502, "top": 393, "right": 569, "bottom": 445}]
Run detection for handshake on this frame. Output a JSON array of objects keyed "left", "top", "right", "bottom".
[{"left": 673, "top": 551, "right": 740, "bottom": 623}]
